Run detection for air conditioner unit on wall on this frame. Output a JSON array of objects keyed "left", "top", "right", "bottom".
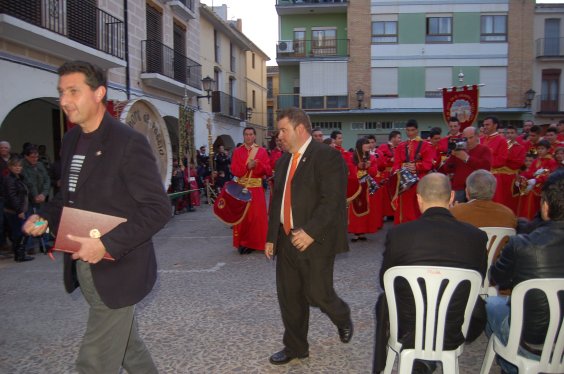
[{"left": 277, "top": 40, "right": 294, "bottom": 53}]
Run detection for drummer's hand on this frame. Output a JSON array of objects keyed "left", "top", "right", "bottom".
[
  {"left": 291, "top": 229, "right": 314, "bottom": 252},
  {"left": 247, "top": 159, "right": 256, "bottom": 170},
  {"left": 405, "top": 162, "right": 416, "bottom": 173},
  {"left": 265, "top": 242, "right": 274, "bottom": 260}
]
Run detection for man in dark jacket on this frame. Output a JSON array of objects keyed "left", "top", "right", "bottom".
[
  {"left": 24, "top": 61, "right": 170, "bottom": 373},
  {"left": 487, "top": 169, "right": 564, "bottom": 374},
  {"left": 374, "top": 173, "right": 487, "bottom": 374}
]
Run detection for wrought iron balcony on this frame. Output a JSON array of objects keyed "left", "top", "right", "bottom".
[
  {"left": 534, "top": 93, "right": 564, "bottom": 114},
  {"left": 141, "top": 40, "right": 202, "bottom": 90},
  {"left": 277, "top": 39, "right": 349, "bottom": 60},
  {"left": 536, "top": 38, "right": 564, "bottom": 58},
  {"left": 276, "top": 0, "right": 348, "bottom": 15},
  {"left": 211, "top": 91, "right": 248, "bottom": 121},
  {"left": 278, "top": 93, "right": 349, "bottom": 111},
  {"left": 0, "top": 0, "right": 125, "bottom": 59}
]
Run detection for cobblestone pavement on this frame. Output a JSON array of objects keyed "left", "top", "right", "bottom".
[{"left": 0, "top": 203, "right": 500, "bottom": 374}]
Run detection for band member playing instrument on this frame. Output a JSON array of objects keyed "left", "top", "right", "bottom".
[
  {"left": 438, "top": 117, "right": 463, "bottom": 158},
  {"left": 501, "top": 126, "right": 526, "bottom": 213},
  {"left": 480, "top": 116, "right": 509, "bottom": 205},
  {"left": 231, "top": 127, "right": 272, "bottom": 254},
  {"left": 517, "top": 140, "right": 558, "bottom": 220},
  {"left": 347, "top": 138, "right": 385, "bottom": 242},
  {"left": 392, "top": 119, "right": 435, "bottom": 224},
  {"left": 377, "top": 131, "right": 402, "bottom": 219}
]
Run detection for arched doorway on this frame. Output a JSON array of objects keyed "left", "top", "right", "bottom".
[
  {"left": 0, "top": 98, "right": 62, "bottom": 161},
  {"left": 213, "top": 134, "right": 235, "bottom": 152}
]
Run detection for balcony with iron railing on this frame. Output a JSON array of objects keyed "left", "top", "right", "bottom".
[
  {"left": 212, "top": 91, "right": 248, "bottom": 121},
  {"left": 276, "top": 39, "right": 349, "bottom": 61},
  {"left": 166, "top": 0, "right": 195, "bottom": 20},
  {"left": 0, "top": 0, "right": 125, "bottom": 68},
  {"left": 534, "top": 93, "right": 564, "bottom": 114},
  {"left": 536, "top": 38, "right": 564, "bottom": 59},
  {"left": 276, "top": 0, "right": 348, "bottom": 15},
  {"left": 141, "top": 40, "right": 202, "bottom": 96},
  {"left": 278, "top": 93, "right": 350, "bottom": 111}
]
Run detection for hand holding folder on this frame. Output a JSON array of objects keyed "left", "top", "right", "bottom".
[{"left": 53, "top": 207, "right": 127, "bottom": 262}]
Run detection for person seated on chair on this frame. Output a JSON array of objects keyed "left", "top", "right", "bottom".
[
  {"left": 450, "top": 169, "right": 517, "bottom": 229},
  {"left": 486, "top": 169, "right": 564, "bottom": 374},
  {"left": 373, "top": 173, "right": 487, "bottom": 374}
]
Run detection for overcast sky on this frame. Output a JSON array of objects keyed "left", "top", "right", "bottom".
[
  {"left": 199, "top": 0, "right": 561, "bottom": 67},
  {"left": 200, "top": 0, "right": 278, "bottom": 65}
]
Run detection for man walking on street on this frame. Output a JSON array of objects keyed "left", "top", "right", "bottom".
[
  {"left": 24, "top": 61, "right": 171, "bottom": 373},
  {"left": 265, "top": 107, "right": 353, "bottom": 365}
]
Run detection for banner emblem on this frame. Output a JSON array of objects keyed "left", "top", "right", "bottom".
[{"left": 442, "top": 85, "right": 479, "bottom": 131}]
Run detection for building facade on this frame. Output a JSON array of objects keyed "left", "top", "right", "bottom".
[
  {"left": 0, "top": 0, "right": 268, "bottom": 187},
  {"left": 275, "top": 0, "right": 537, "bottom": 149}
]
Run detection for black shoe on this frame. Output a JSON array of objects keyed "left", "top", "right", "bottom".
[
  {"left": 243, "top": 247, "right": 254, "bottom": 254},
  {"left": 358, "top": 236, "right": 367, "bottom": 241},
  {"left": 15, "top": 255, "right": 35, "bottom": 262},
  {"left": 338, "top": 319, "right": 354, "bottom": 343},
  {"left": 351, "top": 237, "right": 359, "bottom": 242},
  {"left": 412, "top": 360, "right": 437, "bottom": 374},
  {"left": 238, "top": 246, "right": 247, "bottom": 255},
  {"left": 269, "top": 350, "right": 308, "bottom": 365}
]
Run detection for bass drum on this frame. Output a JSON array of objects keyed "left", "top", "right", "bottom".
[{"left": 213, "top": 181, "right": 252, "bottom": 226}]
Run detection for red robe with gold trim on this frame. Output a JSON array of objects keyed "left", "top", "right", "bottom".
[
  {"left": 377, "top": 143, "right": 396, "bottom": 217},
  {"left": 392, "top": 138, "right": 435, "bottom": 224},
  {"left": 231, "top": 144, "right": 272, "bottom": 251},
  {"left": 347, "top": 153, "right": 385, "bottom": 234},
  {"left": 482, "top": 132, "right": 508, "bottom": 204},
  {"left": 498, "top": 140, "right": 525, "bottom": 213},
  {"left": 517, "top": 156, "right": 558, "bottom": 220}
]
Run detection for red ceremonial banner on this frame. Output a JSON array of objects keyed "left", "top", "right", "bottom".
[{"left": 442, "top": 85, "right": 479, "bottom": 131}]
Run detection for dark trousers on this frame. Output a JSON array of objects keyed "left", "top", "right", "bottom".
[{"left": 275, "top": 226, "right": 350, "bottom": 357}]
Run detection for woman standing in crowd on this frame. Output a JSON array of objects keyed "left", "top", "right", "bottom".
[
  {"left": 2, "top": 156, "right": 34, "bottom": 262},
  {"left": 347, "top": 137, "right": 385, "bottom": 242}
]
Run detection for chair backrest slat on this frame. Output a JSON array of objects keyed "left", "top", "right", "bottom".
[
  {"left": 479, "top": 227, "right": 516, "bottom": 296},
  {"left": 384, "top": 266, "right": 482, "bottom": 356}
]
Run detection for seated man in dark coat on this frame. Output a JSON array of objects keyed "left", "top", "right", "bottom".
[
  {"left": 374, "top": 173, "right": 487, "bottom": 374},
  {"left": 487, "top": 170, "right": 564, "bottom": 374}
]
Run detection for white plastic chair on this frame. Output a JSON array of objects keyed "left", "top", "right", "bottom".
[
  {"left": 382, "top": 266, "right": 482, "bottom": 374},
  {"left": 480, "top": 278, "right": 564, "bottom": 374},
  {"left": 480, "top": 227, "right": 516, "bottom": 297}
]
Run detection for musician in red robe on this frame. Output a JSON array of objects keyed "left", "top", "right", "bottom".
[
  {"left": 231, "top": 127, "right": 272, "bottom": 254},
  {"left": 428, "top": 127, "right": 443, "bottom": 171},
  {"left": 377, "top": 131, "right": 402, "bottom": 218},
  {"left": 500, "top": 126, "right": 526, "bottom": 213},
  {"left": 480, "top": 116, "right": 508, "bottom": 205},
  {"left": 516, "top": 119, "right": 534, "bottom": 145},
  {"left": 438, "top": 117, "right": 463, "bottom": 157},
  {"left": 544, "top": 127, "right": 564, "bottom": 157},
  {"left": 558, "top": 119, "right": 564, "bottom": 142},
  {"left": 269, "top": 134, "right": 284, "bottom": 172},
  {"left": 519, "top": 124, "right": 542, "bottom": 156},
  {"left": 517, "top": 140, "right": 558, "bottom": 220},
  {"left": 347, "top": 138, "right": 385, "bottom": 241},
  {"left": 392, "top": 119, "right": 435, "bottom": 224}
]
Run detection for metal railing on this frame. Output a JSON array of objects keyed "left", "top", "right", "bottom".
[
  {"left": 536, "top": 37, "right": 564, "bottom": 58},
  {"left": 277, "top": 39, "right": 349, "bottom": 58},
  {"left": 212, "top": 91, "right": 248, "bottom": 120},
  {"left": 278, "top": 93, "right": 349, "bottom": 111},
  {"left": 0, "top": 0, "right": 125, "bottom": 59},
  {"left": 276, "top": 0, "right": 348, "bottom": 5},
  {"left": 534, "top": 94, "right": 564, "bottom": 113},
  {"left": 174, "top": 0, "right": 194, "bottom": 11},
  {"left": 142, "top": 40, "right": 202, "bottom": 88}
]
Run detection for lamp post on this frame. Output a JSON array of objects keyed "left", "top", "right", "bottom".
[
  {"left": 355, "top": 89, "right": 365, "bottom": 109},
  {"left": 246, "top": 107, "right": 253, "bottom": 121},
  {"left": 197, "top": 76, "right": 215, "bottom": 104},
  {"left": 524, "top": 89, "right": 536, "bottom": 108}
]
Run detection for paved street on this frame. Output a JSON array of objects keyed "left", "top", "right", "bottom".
[{"left": 0, "top": 203, "right": 496, "bottom": 373}]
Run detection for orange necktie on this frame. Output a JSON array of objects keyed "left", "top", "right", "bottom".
[{"left": 283, "top": 152, "right": 300, "bottom": 235}]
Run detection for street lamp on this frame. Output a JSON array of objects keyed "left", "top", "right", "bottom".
[
  {"left": 246, "top": 107, "right": 253, "bottom": 121},
  {"left": 524, "top": 89, "right": 536, "bottom": 108},
  {"left": 197, "top": 76, "right": 215, "bottom": 103},
  {"left": 355, "top": 89, "right": 365, "bottom": 109}
]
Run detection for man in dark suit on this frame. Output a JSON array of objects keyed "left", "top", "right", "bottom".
[
  {"left": 24, "top": 61, "right": 170, "bottom": 373},
  {"left": 265, "top": 107, "right": 353, "bottom": 365},
  {"left": 373, "top": 173, "right": 487, "bottom": 374}
]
